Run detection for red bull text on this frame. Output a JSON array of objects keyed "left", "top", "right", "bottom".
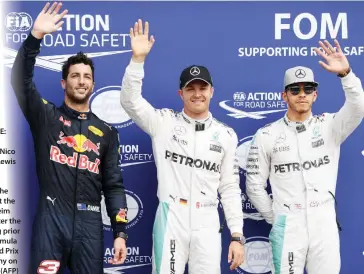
[{"left": 50, "top": 132, "right": 101, "bottom": 174}]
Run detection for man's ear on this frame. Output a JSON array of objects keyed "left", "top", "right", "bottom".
[
  {"left": 313, "top": 90, "right": 318, "bottom": 102},
  {"left": 178, "top": 89, "right": 183, "bottom": 100},
  {"left": 282, "top": 91, "right": 288, "bottom": 103},
  {"left": 61, "top": 79, "right": 66, "bottom": 90}
]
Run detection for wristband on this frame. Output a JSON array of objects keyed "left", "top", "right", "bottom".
[
  {"left": 337, "top": 67, "right": 351, "bottom": 78},
  {"left": 114, "top": 231, "right": 128, "bottom": 241},
  {"left": 231, "top": 235, "right": 246, "bottom": 245}
]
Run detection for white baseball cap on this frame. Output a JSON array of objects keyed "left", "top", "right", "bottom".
[{"left": 284, "top": 66, "right": 319, "bottom": 89}]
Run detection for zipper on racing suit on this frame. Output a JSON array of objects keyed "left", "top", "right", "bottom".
[
  {"left": 71, "top": 115, "right": 88, "bottom": 246},
  {"left": 189, "top": 124, "right": 198, "bottom": 233}
]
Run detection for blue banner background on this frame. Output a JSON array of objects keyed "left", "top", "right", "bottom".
[{"left": 3, "top": 1, "right": 364, "bottom": 273}]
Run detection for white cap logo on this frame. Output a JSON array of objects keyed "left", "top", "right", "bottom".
[
  {"left": 190, "top": 66, "right": 200, "bottom": 76},
  {"left": 295, "top": 69, "right": 306, "bottom": 78}
]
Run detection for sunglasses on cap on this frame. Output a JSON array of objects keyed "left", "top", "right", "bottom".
[{"left": 285, "top": 84, "right": 316, "bottom": 96}]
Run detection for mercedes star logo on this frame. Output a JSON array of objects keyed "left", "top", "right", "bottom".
[
  {"left": 276, "top": 132, "right": 286, "bottom": 143},
  {"left": 295, "top": 69, "right": 306, "bottom": 78},
  {"left": 174, "top": 125, "right": 187, "bottom": 135},
  {"left": 190, "top": 66, "right": 200, "bottom": 76}
]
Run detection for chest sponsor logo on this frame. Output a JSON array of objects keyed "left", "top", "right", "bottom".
[
  {"left": 273, "top": 145, "right": 290, "bottom": 153},
  {"left": 274, "top": 155, "right": 330, "bottom": 173},
  {"left": 312, "top": 125, "right": 322, "bottom": 139},
  {"left": 172, "top": 135, "right": 188, "bottom": 146},
  {"left": 312, "top": 138, "right": 324, "bottom": 148},
  {"left": 59, "top": 116, "right": 71, "bottom": 127},
  {"left": 165, "top": 150, "right": 220, "bottom": 173},
  {"left": 210, "top": 144, "right": 222, "bottom": 153},
  {"left": 50, "top": 132, "right": 101, "bottom": 174},
  {"left": 174, "top": 125, "right": 186, "bottom": 136}
]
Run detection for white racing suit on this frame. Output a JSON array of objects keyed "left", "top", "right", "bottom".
[
  {"left": 246, "top": 70, "right": 364, "bottom": 274},
  {"left": 120, "top": 60, "right": 243, "bottom": 274}
]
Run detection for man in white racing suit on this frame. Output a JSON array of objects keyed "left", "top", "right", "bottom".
[
  {"left": 246, "top": 40, "right": 364, "bottom": 274},
  {"left": 120, "top": 20, "right": 245, "bottom": 273}
]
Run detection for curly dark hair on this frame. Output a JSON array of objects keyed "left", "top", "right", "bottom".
[{"left": 62, "top": 52, "right": 95, "bottom": 80}]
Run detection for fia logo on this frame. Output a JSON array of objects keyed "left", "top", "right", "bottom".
[{"left": 5, "top": 12, "right": 33, "bottom": 32}]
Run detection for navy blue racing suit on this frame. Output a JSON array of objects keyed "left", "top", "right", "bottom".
[{"left": 11, "top": 33, "right": 127, "bottom": 274}]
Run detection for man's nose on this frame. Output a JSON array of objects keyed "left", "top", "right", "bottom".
[
  {"left": 78, "top": 77, "right": 85, "bottom": 85},
  {"left": 298, "top": 87, "right": 306, "bottom": 97},
  {"left": 193, "top": 89, "right": 203, "bottom": 96}
]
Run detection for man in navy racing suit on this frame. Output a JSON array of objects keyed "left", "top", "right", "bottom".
[
  {"left": 11, "top": 3, "right": 128, "bottom": 273},
  {"left": 246, "top": 39, "right": 364, "bottom": 274},
  {"left": 120, "top": 19, "right": 245, "bottom": 273}
]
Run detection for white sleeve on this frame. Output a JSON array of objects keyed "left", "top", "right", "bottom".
[
  {"left": 218, "top": 130, "right": 244, "bottom": 235},
  {"left": 245, "top": 129, "right": 274, "bottom": 224},
  {"left": 331, "top": 70, "right": 364, "bottom": 145},
  {"left": 120, "top": 59, "right": 171, "bottom": 137}
]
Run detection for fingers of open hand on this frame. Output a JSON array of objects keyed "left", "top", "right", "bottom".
[
  {"left": 58, "top": 9, "right": 69, "bottom": 20},
  {"left": 313, "top": 47, "right": 327, "bottom": 60},
  {"left": 46, "top": 2, "right": 58, "bottom": 14},
  {"left": 334, "top": 39, "right": 342, "bottom": 53},
  {"left": 149, "top": 35, "right": 155, "bottom": 47},
  {"left": 138, "top": 19, "right": 143, "bottom": 35},
  {"left": 144, "top": 21, "right": 149, "bottom": 36},
  {"left": 319, "top": 41, "right": 331, "bottom": 55},
  {"left": 133, "top": 22, "right": 139, "bottom": 36},
  {"left": 42, "top": 2, "right": 51, "bottom": 13},
  {"left": 318, "top": 60, "right": 331, "bottom": 71},
  {"left": 324, "top": 40, "right": 336, "bottom": 53},
  {"left": 52, "top": 2, "right": 63, "bottom": 15}
]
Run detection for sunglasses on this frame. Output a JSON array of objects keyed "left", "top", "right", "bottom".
[{"left": 286, "top": 85, "right": 316, "bottom": 95}]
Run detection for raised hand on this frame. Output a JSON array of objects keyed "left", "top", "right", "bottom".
[
  {"left": 32, "top": 2, "right": 68, "bottom": 39},
  {"left": 130, "top": 19, "right": 155, "bottom": 63},
  {"left": 313, "top": 40, "right": 350, "bottom": 74}
]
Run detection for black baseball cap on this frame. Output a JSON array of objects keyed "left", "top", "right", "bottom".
[{"left": 179, "top": 65, "right": 213, "bottom": 89}]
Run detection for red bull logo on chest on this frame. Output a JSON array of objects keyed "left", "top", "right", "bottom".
[{"left": 50, "top": 132, "right": 101, "bottom": 174}]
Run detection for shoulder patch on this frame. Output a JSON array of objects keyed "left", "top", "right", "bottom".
[
  {"left": 157, "top": 108, "right": 177, "bottom": 117},
  {"left": 212, "top": 118, "right": 236, "bottom": 137},
  {"left": 259, "top": 124, "right": 271, "bottom": 136},
  {"left": 260, "top": 129, "right": 270, "bottom": 136},
  {"left": 88, "top": 125, "right": 104, "bottom": 137},
  {"left": 226, "top": 127, "right": 235, "bottom": 137},
  {"left": 212, "top": 118, "right": 230, "bottom": 128},
  {"left": 313, "top": 113, "right": 327, "bottom": 123}
]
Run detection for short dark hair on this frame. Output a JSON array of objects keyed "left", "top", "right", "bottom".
[{"left": 62, "top": 52, "right": 95, "bottom": 80}]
